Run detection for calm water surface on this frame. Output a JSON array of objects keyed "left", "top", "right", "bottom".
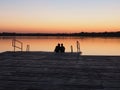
[{"left": 0, "top": 36, "right": 120, "bottom": 55}]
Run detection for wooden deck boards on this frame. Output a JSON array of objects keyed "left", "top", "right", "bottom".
[{"left": 0, "top": 52, "right": 120, "bottom": 90}]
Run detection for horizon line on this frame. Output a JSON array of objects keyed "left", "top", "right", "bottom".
[{"left": 1, "top": 31, "right": 120, "bottom": 34}]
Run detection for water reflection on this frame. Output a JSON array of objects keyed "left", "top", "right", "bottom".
[{"left": 0, "top": 36, "right": 120, "bottom": 55}]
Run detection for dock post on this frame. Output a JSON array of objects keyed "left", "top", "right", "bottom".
[
  {"left": 12, "top": 38, "right": 16, "bottom": 52},
  {"left": 26, "top": 45, "right": 30, "bottom": 52},
  {"left": 71, "top": 45, "right": 73, "bottom": 53},
  {"left": 77, "top": 41, "right": 81, "bottom": 59},
  {"left": 77, "top": 41, "right": 80, "bottom": 53}
]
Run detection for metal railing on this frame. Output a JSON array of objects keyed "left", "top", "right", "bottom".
[{"left": 12, "top": 38, "right": 23, "bottom": 52}]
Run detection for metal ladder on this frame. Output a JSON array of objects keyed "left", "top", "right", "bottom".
[
  {"left": 12, "top": 38, "right": 30, "bottom": 52},
  {"left": 12, "top": 38, "right": 23, "bottom": 52}
]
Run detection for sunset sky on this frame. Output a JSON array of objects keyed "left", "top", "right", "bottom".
[{"left": 0, "top": 0, "right": 120, "bottom": 33}]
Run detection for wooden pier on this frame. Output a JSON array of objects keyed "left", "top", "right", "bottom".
[{"left": 0, "top": 52, "right": 120, "bottom": 90}]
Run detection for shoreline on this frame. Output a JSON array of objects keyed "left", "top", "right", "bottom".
[{"left": 0, "top": 31, "right": 120, "bottom": 37}]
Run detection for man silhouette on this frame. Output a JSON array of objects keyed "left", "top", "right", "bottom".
[
  {"left": 54, "top": 43, "right": 61, "bottom": 53},
  {"left": 60, "top": 43, "right": 65, "bottom": 53}
]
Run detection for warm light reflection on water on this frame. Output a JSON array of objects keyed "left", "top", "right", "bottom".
[{"left": 0, "top": 36, "right": 120, "bottom": 55}]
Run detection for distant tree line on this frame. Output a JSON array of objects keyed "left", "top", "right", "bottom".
[{"left": 0, "top": 31, "right": 120, "bottom": 37}]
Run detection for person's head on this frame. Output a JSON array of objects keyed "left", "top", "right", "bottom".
[
  {"left": 61, "top": 43, "right": 63, "bottom": 46},
  {"left": 58, "top": 43, "right": 60, "bottom": 46}
]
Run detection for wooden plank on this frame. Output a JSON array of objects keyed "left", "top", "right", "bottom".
[{"left": 0, "top": 52, "right": 120, "bottom": 90}]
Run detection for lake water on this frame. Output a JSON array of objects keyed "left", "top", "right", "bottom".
[{"left": 0, "top": 36, "right": 120, "bottom": 55}]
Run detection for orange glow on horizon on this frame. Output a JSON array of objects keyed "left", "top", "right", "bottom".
[
  {"left": 0, "top": 20, "right": 120, "bottom": 33},
  {"left": 0, "top": 11, "right": 120, "bottom": 33},
  {"left": 0, "top": 0, "right": 120, "bottom": 33},
  {"left": 1, "top": 9, "right": 120, "bottom": 33}
]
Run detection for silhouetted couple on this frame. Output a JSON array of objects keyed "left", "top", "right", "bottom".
[{"left": 54, "top": 43, "right": 65, "bottom": 53}]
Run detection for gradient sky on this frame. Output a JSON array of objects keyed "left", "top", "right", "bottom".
[{"left": 0, "top": 0, "right": 120, "bottom": 33}]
